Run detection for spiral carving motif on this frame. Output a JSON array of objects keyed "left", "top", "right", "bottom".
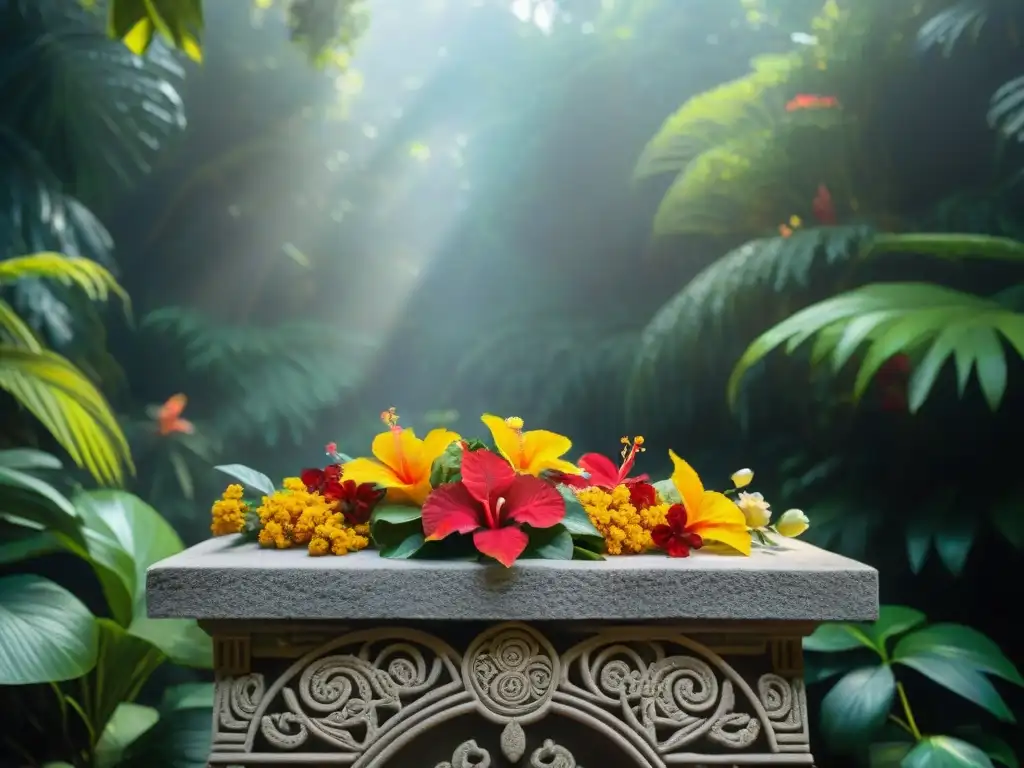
[
  {"left": 464, "top": 623, "right": 558, "bottom": 722},
  {"left": 208, "top": 624, "right": 813, "bottom": 766}
]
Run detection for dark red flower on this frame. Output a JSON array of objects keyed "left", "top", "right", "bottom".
[
  {"left": 629, "top": 482, "right": 657, "bottom": 510},
  {"left": 651, "top": 504, "right": 705, "bottom": 558},
  {"left": 336, "top": 480, "right": 385, "bottom": 525},
  {"left": 300, "top": 464, "right": 343, "bottom": 497},
  {"left": 875, "top": 354, "right": 912, "bottom": 412}
]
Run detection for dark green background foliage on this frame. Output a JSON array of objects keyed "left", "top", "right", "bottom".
[{"left": 1, "top": 0, "right": 1023, "bottom": 765}]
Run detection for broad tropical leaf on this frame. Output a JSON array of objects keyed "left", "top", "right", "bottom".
[
  {"left": 0, "top": 574, "right": 98, "bottom": 685},
  {"left": 0, "top": 0, "right": 187, "bottom": 197},
  {"left": 0, "top": 344, "right": 133, "bottom": 485},
  {"left": 728, "top": 282, "right": 1024, "bottom": 412}
]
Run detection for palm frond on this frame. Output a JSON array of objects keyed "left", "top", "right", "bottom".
[
  {"left": 988, "top": 74, "right": 1024, "bottom": 142},
  {"left": 0, "top": 252, "right": 129, "bottom": 308},
  {"left": 142, "top": 307, "right": 379, "bottom": 445},
  {"left": 0, "top": 344, "right": 132, "bottom": 485},
  {"left": 729, "top": 282, "right": 1024, "bottom": 412},
  {"left": 627, "top": 226, "right": 876, "bottom": 424},
  {"left": 0, "top": 0, "right": 187, "bottom": 199},
  {"left": 916, "top": 0, "right": 991, "bottom": 55},
  {"left": 865, "top": 232, "right": 1024, "bottom": 261},
  {"left": 633, "top": 53, "right": 802, "bottom": 182}
]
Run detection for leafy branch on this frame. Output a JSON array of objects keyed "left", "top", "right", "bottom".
[{"left": 805, "top": 606, "right": 1021, "bottom": 766}]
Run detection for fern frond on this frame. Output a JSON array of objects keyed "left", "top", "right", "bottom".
[
  {"left": 627, "top": 226, "right": 876, "bottom": 424},
  {"left": 988, "top": 74, "right": 1024, "bottom": 142},
  {"left": 633, "top": 53, "right": 802, "bottom": 182},
  {"left": 0, "top": 344, "right": 133, "bottom": 485},
  {"left": 449, "top": 321, "right": 640, "bottom": 429},
  {"left": 729, "top": 282, "right": 1024, "bottom": 412},
  {"left": 650, "top": 109, "right": 855, "bottom": 238},
  {"left": 143, "top": 307, "right": 378, "bottom": 445}
]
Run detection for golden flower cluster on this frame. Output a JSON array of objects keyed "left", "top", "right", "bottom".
[
  {"left": 577, "top": 484, "right": 670, "bottom": 555},
  {"left": 208, "top": 477, "right": 368, "bottom": 556},
  {"left": 255, "top": 477, "right": 370, "bottom": 556},
  {"left": 210, "top": 484, "right": 249, "bottom": 536}
]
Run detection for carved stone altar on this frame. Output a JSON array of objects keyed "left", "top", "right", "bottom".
[{"left": 146, "top": 536, "right": 878, "bottom": 767}]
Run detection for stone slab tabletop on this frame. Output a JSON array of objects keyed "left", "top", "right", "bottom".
[{"left": 147, "top": 535, "right": 877, "bottom": 623}]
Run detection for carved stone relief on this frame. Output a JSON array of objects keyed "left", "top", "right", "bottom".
[{"left": 208, "top": 622, "right": 812, "bottom": 767}]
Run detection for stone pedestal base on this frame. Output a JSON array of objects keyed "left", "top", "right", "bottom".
[{"left": 206, "top": 620, "right": 814, "bottom": 767}]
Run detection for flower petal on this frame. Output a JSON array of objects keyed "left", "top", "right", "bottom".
[
  {"left": 502, "top": 475, "right": 566, "bottom": 529},
  {"left": 340, "top": 457, "right": 402, "bottom": 489},
  {"left": 522, "top": 430, "right": 575, "bottom": 475},
  {"left": 422, "top": 483, "right": 483, "bottom": 540},
  {"left": 481, "top": 414, "right": 524, "bottom": 469},
  {"left": 300, "top": 468, "right": 324, "bottom": 489},
  {"left": 690, "top": 491, "right": 751, "bottom": 555},
  {"left": 370, "top": 427, "right": 419, "bottom": 478},
  {"left": 460, "top": 449, "right": 517, "bottom": 504},
  {"left": 669, "top": 450, "right": 704, "bottom": 513},
  {"left": 577, "top": 453, "right": 621, "bottom": 487},
  {"left": 422, "top": 428, "right": 462, "bottom": 465},
  {"left": 473, "top": 526, "right": 529, "bottom": 567}
]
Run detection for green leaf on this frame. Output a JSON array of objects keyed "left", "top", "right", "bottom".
[
  {"left": 934, "top": 513, "right": 977, "bottom": 576},
  {"left": 0, "top": 448, "right": 63, "bottom": 470},
  {"left": 895, "top": 654, "right": 1013, "bottom": 721},
  {"left": 524, "top": 525, "right": 574, "bottom": 560},
  {"left": 75, "top": 490, "right": 183, "bottom": 627},
  {"left": 804, "top": 623, "right": 876, "bottom": 653},
  {"left": 956, "top": 728, "right": 1019, "bottom": 768},
  {"left": 118, "top": 683, "right": 213, "bottom": 768},
  {"left": 869, "top": 742, "right": 913, "bottom": 767},
  {"left": 429, "top": 442, "right": 465, "bottom": 487},
  {"left": 903, "top": 737, "right": 995, "bottom": 768},
  {"left": 905, "top": 521, "right": 933, "bottom": 574},
  {"left": 94, "top": 703, "right": 160, "bottom": 768},
  {"left": 561, "top": 497, "right": 605, "bottom": 551},
  {"left": 893, "top": 624, "right": 1024, "bottom": 686},
  {"left": 370, "top": 504, "right": 425, "bottom": 558},
  {"left": 371, "top": 504, "right": 423, "bottom": 526},
  {"left": 819, "top": 666, "right": 896, "bottom": 751},
  {"left": 990, "top": 494, "right": 1024, "bottom": 549},
  {"left": 572, "top": 546, "right": 605, "bottom": 560},
  {"left": 86, "top": 619, "right": 165, "bottom": 740},
  {"left": 862, "top": 606, "right": 927, "bottom": 649},
  {"left": 0, "top": 575, "right": 98, "bottom": 684},
  {"left": 378, "top": 526, "right": 426, "bottom": 559},
  {"left": 213, "top": 464, "right": 276, "bottom": 497}
]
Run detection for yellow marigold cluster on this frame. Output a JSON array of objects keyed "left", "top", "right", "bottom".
[
  {"left": 577, "top": 484, "right": 671, "bottom": 555},
  {"left": 255, "top": 477, "right": 369, "bottom": 556},
  {"left": 211, "top": 484, "right": 248, "bottom": 536}
]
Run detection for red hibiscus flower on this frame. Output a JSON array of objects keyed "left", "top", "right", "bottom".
[
  {"left": 421, "top": 448, "right": 566, "bottom": 567},
  {"left": 651, "top": 504, "right": 705, "bottom": 558},
  {"left": 336, "top": 479, "right": 385, "bottom": 525},
  {"left": 301, "top": 463, "right": 344, "bottom": 500},
  {"left": 557, "top": 436, "right": 649, "bottom": 491}
]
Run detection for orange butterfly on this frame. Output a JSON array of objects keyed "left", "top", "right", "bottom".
[{"left": 150, "top": 394, "right": 194, "bottom": 436}]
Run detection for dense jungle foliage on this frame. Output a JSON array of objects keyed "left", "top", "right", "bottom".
[{"left": 0, "top": 0, "right": 1023, "bottom": 765}]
